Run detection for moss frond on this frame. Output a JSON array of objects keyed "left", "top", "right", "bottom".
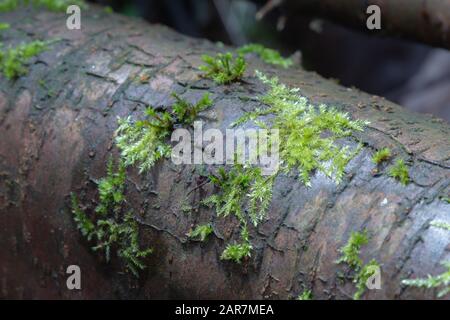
[
  {"left": 297, "top": 289, "right": 313, "bottom": 300},
  {"left": 431, "top": 220, "right": 450, "bottom": 231},
  {"left": 388, "top": 159, "right": 410, "bottom": 185},
  {"left": 220, "top": 242, "right": 252, "bottom": 263},
  {"left": 353, "top": 259, "right": 380, "bottom": 300},
  {"left": 71, "top": 158, "right": 151, "bottom": 277},
  {"left": 238, "top": 71, "right": 368, "bottom": 186},
  {"left": 372, "top": 147, "right": 391, "bottom": 164},
  {"left": 188, "top": 223, "right": 213, "bottom": 242},
  {"left": 199, "top": 52, "right": 246, "bottom": 84},
  {"left": 0, "top": 40, "right": 48, "bottom": 79},
  {"left": 336, "top": 230, "right": 369, "bottom": 270},
  {"left": 402, "top": 261, "right": 450, "bottom": 298},
  {"left": 237, "top": 43, "right": 292, "bottom": 68}
]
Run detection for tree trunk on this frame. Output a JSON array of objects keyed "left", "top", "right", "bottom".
[
  {"left": 0, "top": 6, "right": 449, "bottom": 299},
  {"left": 272, "top": 0, "right": 450, "bottom": 49}
]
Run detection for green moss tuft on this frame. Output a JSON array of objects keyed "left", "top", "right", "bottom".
[
  {"left": 188, "top": 223, "right": 213, "bottom": 242},
  {"left": 71, "top": 158, "right": 152, "bottom": 277},
  {"left": 0, "top": 23, "right": 9, "bottom": 31},
  {"left": 431, "top": 220, "right": 450, "bottom": 231},
  {"left": 199, "top": 52, "right": 246, "bottom": 84},
  {"left": 353, "top": 259, "right": 380, "bottom": 300},
  {"left": 234, "top": 71, "right": 367, "bottom": 186},
  {"left": 297, "top": 289, "right": 313, "bottom": 300},
  {"left": 402, "top": 261, "right": 450, "bottom": 298},
  {"left": 336, "top": 230, "right": 369, "bottom": 270},
  {"left": 0, "top": 40, "right": 48, "bottom": 79},
  {"left": 115, "top": 93, "right": 212, "bottom": 173},
  {"left": 237, "top": 43, "right": 292, "bottom": 68},
  {"left": 220, "top": 242, "right": 252, "bottom": 263},
  {"left": 372, "top": 147, "right": 391, "bottom": 164},
  {"left": 388, "top": 159, "right": 410, "bottom": 185}
]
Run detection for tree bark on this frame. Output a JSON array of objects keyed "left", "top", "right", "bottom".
[
  {"left": 0, "top": 6, "right": 449, "bottom": 299},
  {"left": 272, "top": 0, "right": 450, "bottom": 49}
]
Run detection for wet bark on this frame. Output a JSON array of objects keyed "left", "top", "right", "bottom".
[
  {"left": 272, "top": 0, "right": 450, "bottom": 49},
  {"left": 0, "top": 6, "right": 449, "bottom": 299}
]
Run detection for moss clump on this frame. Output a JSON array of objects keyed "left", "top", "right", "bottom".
[
  {"left": 0, "top": 0, "right": 87, "bottom": 13},
  {"left": 337, "top": 230, "right": 381, "bottom": 299},
  {"left": 234, "top": 71, "right": 367, "bottom": 186},
  {"left": 188, "top": 223, "right": 213, "bottom": 242},
  {"left": 203, "top": 165, "right": 274, "bottom": 262},
  {"left": 372, "top": 147, "right": 391, "bottom": 164},
  {"left": 297, "top": 290, "right": 313, "bottom": 300},
  {"left": 431, "top": 220, "right": 450, "bottom": 231},
  {"left": 0, "top": 40, "right": 48, "bottom": 79},
  {"left": 237, "top": 43, "right": 292, "bottom": 68},
  {"left": 0, "top": 23, "right": 9, "bottom": 31},
  {"left": 199, "top": 52, "right": 246, "bottom": 84},
  {"left": 402, "top": 262, "right": 450, "bottom": 298},
  {"left": 71, "top": 158, "right": 152, "bottom": 277},
  {"left": 388, "top": 159, "right": 410, "bottom": 185},
  {"left": 336, "top": 230, "right": 369, "bottom": 269},
  {"left": 115, "top": 93, "right": 212, "bottom": 173}
]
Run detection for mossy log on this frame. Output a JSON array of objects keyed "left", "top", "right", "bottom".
[
  {"left": 277, "top": 0, "right": 450, "bottom": 49},
  {"left": 0, "top": 6, "right": 449, "bottom": 299}
]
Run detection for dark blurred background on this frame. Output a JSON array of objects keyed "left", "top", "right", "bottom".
[{"left": 90, "top": 0, "right": 450, "bottom": 122}]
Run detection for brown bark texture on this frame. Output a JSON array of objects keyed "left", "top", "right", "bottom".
[
  {"left": 280, "top": 0, "right": 450, "bottom": 49},
  {"left": 0, "top": 6, "right": 449, "bottom": 299}
]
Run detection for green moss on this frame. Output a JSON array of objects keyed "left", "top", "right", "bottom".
[
  {"left": 353, "top": 259, "right": 380, "bottom": 300},
  {"left": 188, "top": 223, "right": 213, "bottom": 242},
  {"left": 234, "top": 71, "right": 367, "bottom": 186},
  {"left": 199, "top": 52, "right": 246, "bottom": 84},
  {"left": 0, "top": 0, "right": 87, "bottom": 12},
  {"left": 203, "top": 165, "right": 273, "bottom": 262},
  {"left": 372, "top": 147, "right": 391, "bottom": 164},
  {"left": 402, "top": 261, "right": 450, "bottom": 298},
  {"left": 237, "top": 43, "right": 292, "bottom": 68},
  {"left": 115, "top": 93, "right": 212, "bottom": 173},
  {"left": 442, "top": 197, "right": 450, "bottom": 204},
  {"left": 388, "top": 159, "right": 410, "bottom": 185},
  {"left": 431, "top": 220, "right": 450, "bottom": 231},
  {"left": 336, "top": 230, "right": 369, "bottom": 270},
  {"left": 0, "top": 23, "right": 9, "bottom": 31},
  {"left": 297, "top": 289, "right": 313, "bottom": 300},
  {"left": 220, "top": 242, "right": 252, "bottom": 263},
  {"left": 0, "top": 40, "right": 48, "bottom": 79},
  {"left": 71, "top": 158, "right": 152, "bottom": 277},
  {"left": 336, "top": 230, "right": 381, "bottom": 299}
]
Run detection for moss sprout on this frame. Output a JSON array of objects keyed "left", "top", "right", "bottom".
[
  {"left": 388, "top": 159, "right": 410, "bottom": 185},
  {"left": 0, "top": 40, "right": 48, "bottom": 79},
  {"left": 199, "top": 52, "right": 246, "bottom": 84},
  {"left": 71, "top": 158, "right": 152, "bottom": 277},
  {"left": 336, "top": 230, "right": 369, "bottom": 270},
  {"left": 297, "top": 290, "right": 313, "bottom": 300},
  {"left": 402, "top": 262, "right": 450, "bottom": 298},
  {"left": 237, "top": 43, "right": 292, "bottom": 68},
  {"left": 372, "top": 147, "right": 391, "bottom": 164},
  {"left": 115, "top": 93, "right": 212, "bottom": 173},
  {"left": 188, "top": 223, "right": 213, "bottom": 242}
]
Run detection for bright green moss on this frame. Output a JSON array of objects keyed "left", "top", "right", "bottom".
[
  {"left": 203, "top": 165, "right": 273, "bottom": 262},
  {"left": 0, "top": 23, "right": 9, "bottom": 31},
  {"left": 336, "top": 230, "right": 369, "bottom": 270},
  {"left": 115, "top": 93, "right": 212, "bottom": 173},
  {"left": 237, "top": 43, "right": 292, "bottom": 68},
  {"left": 388, "top": 159, "right": 410, "bottom": 185},
  {"left": 353, "top": 259, "right": 380, "bottom": 300},
  {"left": 372, "top": 147, "right": 391, "bottom": 164},
  {"left": 71, "top": 158, "right": 152, "bottom": 277},
  {"left": 0, "top": 40, "right": 47, "bottom": 79},
  {"left": 431, "top": 220, "right": 450, "bottom": 231},
  {"left": 234, "top": 71, "right": 367, "bottom": 186},
  {"left": 297, "top": 289, "right": 313, "bottom": 300},
  {"left": 220, "top": 242, "right": 252, "bottom": 263},
  {"left": 188, "top": 223, "right": 213, "bottom": 242},
  {"left": 402, "top": 261, "right": 450, "bottom": 298},
  {"left": 199, "top": 52, "right": 246, "bottom": 84}
]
